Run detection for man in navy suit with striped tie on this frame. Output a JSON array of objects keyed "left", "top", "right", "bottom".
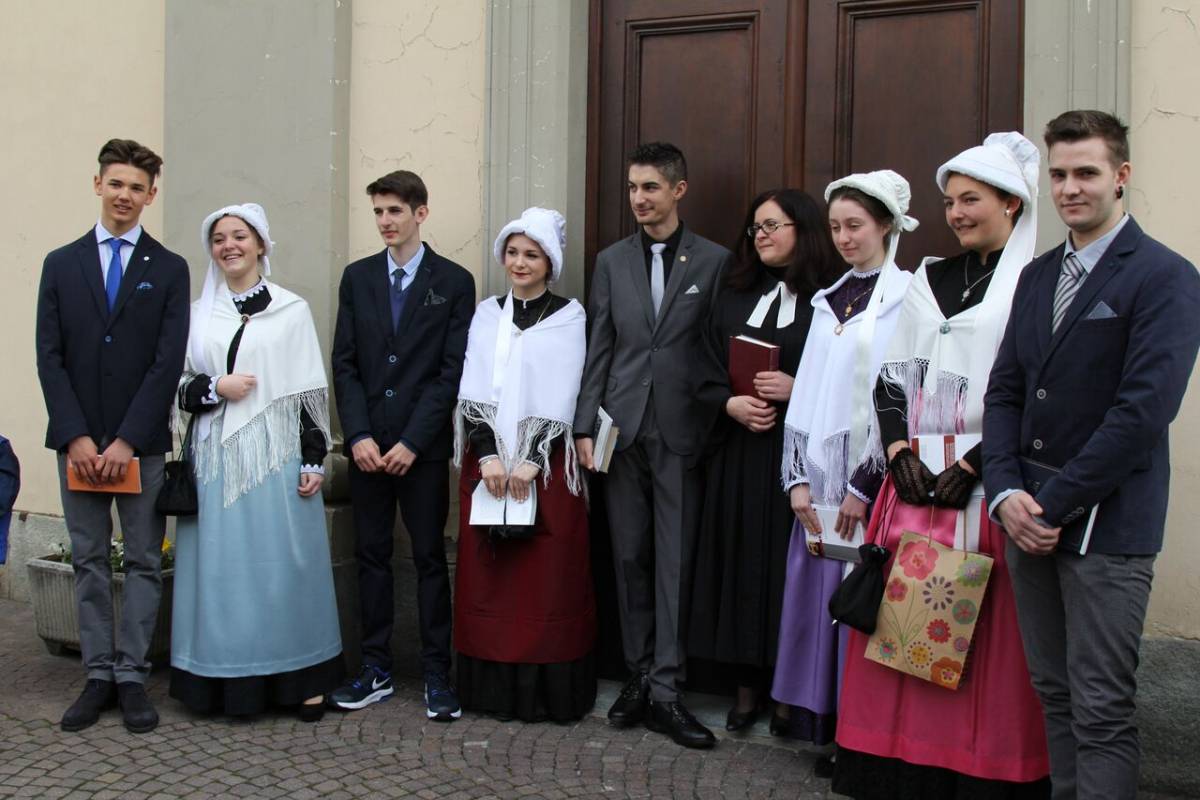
[
  {"left": 36, "top": 139, "right": 190, "bottom": 734},
  {"left": 984, "top": 111, "right": 1200, "bottom": 799}
]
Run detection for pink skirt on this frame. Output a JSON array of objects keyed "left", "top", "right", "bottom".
[{"left": 836, "top": 479, "right": 1050, "bottom": 783}]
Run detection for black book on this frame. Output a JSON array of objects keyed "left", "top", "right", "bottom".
[{"left": 1019, "top": 457, "right": 1098, "bottom": 555}]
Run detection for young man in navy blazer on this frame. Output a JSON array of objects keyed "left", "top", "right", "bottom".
[
  {"left": 36, "top": 139, "right": 190, "bottom": 734},
  {"left": 983, "top": 111, "right": 1200, "bottom": 799},
  {"left": 329, "top": 171, "right": 475, "bottom": 720}
]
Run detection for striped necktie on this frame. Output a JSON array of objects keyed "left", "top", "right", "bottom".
[{"left": 1051, "top": 252, "right": 1086, "bottom": 333}]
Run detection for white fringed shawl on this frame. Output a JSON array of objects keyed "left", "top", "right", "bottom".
[
  {"left": 184, "top": 279, "right": 331, "bottom": 507},
  {"left": 781, "top": 264, "right": 912, "bottom": 504},
  {"left": 453, "top": 293, "right": 587, "bottom": 495}
]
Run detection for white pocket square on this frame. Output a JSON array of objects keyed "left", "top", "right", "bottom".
[
  {"left": 1085, "top": 301, "right": 1118, "bottom": 320},
  {"left": 684, "top": 284, "right": 701, "bottom": 295}
]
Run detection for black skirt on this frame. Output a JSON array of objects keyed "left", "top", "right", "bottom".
[
  {"left": 169, "top": 655, "right": 344, "bottom": 717},
  {"left": 832, "top": 747, "right": 1052, "bottom": 800},
  {"left": 456, "top": 652, "right": 597, "bottom": 723}
]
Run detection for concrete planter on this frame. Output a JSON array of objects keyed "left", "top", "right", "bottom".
[{"left": 26, "top": 555, "right": 174, "bottom": 666}]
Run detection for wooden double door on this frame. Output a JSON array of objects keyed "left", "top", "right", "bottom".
[{"left": 586, "top": 0, "right": 1024, "bottom": 274}]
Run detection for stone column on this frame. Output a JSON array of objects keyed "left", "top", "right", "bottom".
[{"left": 484, "top": 0, "right": 590, "bottom": 300}]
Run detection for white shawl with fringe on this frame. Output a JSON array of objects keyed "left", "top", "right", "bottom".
[
  {"left": 781, "top": 264, "right": 912, "bottom": 504},
  {"left": 878, "top": 247, "right": 1031, "bottom": 440},
  {"left": 454, "top": 293, "right": 586, "bottom": 495},
  {"left": 183, "top": 279, "right": 331, "bottom": 507}
]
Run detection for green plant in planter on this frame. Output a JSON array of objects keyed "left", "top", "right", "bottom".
[{"left": 55, "top": 537, "right": 175, "bottom": 573}]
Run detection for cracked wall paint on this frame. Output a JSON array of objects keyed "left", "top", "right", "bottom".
[
  {"left": 348, "top": 0, "right": 486, "bottom": 277},
  {"left": 1131, "top": 1, "right": 1200, "bottom": 638}
]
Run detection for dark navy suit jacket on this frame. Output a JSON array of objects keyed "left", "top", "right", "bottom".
[
  {"left": 35, "top": 229, "right": 190, "bottom": 456},
  {"left": 983, "top": 218, "right": 1200, "bottom": 554},
  {"left": 331, "top": 245, "right": 475, "bottom": 461}
]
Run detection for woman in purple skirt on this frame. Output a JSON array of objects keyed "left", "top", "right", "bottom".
[{"left": 771, "top": 171, "right": 917, "bottom": 769}]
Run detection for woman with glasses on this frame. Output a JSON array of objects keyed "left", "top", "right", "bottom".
[
  {"left": 690, "top": 189, "right": 842, "bottom": 732},
  {"left": 832, "top": 134, "right": 1050, "bottom": 799},
  {"left": 771, "top": 171, "right": 917, "bottom": 764}
]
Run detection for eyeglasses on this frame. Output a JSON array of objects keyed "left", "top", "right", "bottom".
[{"left": 746, "top": 220, "right": 794, "bottom": 238}]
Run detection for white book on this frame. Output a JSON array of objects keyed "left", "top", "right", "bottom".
[
  {"left": 803, "top": 503, "right": 865, "bottom": 562},
  {"left": 593, "top": 406, "right": 620, "bottom": 473},
  {"left": 469, "top": 481, "right": 537, "bottom": 527}
]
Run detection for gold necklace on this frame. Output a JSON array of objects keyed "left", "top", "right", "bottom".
[{"left": 834, "top": 284, "right": 875, "bottom": 335}]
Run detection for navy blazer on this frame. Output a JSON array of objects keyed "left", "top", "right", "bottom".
[
  {"left": 983, "top": 218, "right": 1200, "bottom": 554},
  {"left": 331, "top": 245, "right": 475, "bottom": 461},
  {"left": 35, "top": 229, "right": 191, "bottom": 455}
]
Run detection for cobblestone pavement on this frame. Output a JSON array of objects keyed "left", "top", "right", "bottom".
[{"left": 0, "top": 599, "right": 836, "bottom": 799}]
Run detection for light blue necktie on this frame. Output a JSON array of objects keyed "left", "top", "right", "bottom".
[{"left": 105, "top": 238, "right": 126, "bottom": 312}]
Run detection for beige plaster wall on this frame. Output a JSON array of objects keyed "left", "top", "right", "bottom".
[
  {"left": 1, "top": 2, "right": 165, "bottom": 517},
  {"left": 347, "top": 1, "right": 487, "bottom": 282},
  {"left": 1130, "top": 2, "right": 1200, "bottom": 638}
]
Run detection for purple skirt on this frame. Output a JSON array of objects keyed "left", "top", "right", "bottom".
[{"left": 769, "top": 520, "right": 847, "bottom": 744}]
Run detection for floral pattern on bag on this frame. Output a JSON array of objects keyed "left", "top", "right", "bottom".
[{"left": 898, "top": 539, "right": 939, "bottom": 580}]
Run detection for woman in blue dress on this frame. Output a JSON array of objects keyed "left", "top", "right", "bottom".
[{"left": 171, "top": 203, "right": 342, "bottom": 721}]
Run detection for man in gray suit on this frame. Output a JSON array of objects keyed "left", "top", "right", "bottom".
[{"left": 576, "top": 142, "right": 732, "bottom": 749}]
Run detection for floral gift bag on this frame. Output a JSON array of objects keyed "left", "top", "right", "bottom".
[{"left": 864, "top": 513, "right": 993, "bottom": 691}]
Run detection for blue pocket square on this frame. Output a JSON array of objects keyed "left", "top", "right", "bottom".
[
  {"left": 424, "top": 289, "right": 446, "bottom": 306},
  {"left": 1085, "top": 301, "right": 1117, "bottom": 320},
  {"left": 135, "top": 281, "right": 154, "bottom": 291}
]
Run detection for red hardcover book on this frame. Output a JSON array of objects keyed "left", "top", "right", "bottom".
[{"left": 729, "top": 335, "right": 781, "bottom": 398}]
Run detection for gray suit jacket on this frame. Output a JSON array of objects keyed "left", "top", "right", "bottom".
[{"left": 574, "top": 227, "right": 732, "bottom": 456}]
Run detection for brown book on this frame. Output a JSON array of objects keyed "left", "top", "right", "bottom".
[
  {"left": 729, "top": 335, "right": 781, "bottom": 399},
  {"left": 66, "top": 457, "right": 143, "bottom": 494}
]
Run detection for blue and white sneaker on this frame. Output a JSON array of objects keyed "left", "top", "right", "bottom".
[
  {"left": 424, "top": 671, "right": 462, "bottom": 721},
  {"left": 328, "top": 665, "right": 394, "bottom": 710}
]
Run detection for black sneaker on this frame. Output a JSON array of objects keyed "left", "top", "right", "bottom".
[
  {"left": 328, "top": 665, "right": 394, "bottom": 711},
  {"left": 424, "top": 671, "right": 461, "bottom": 721}
]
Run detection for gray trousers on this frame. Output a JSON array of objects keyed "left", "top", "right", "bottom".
[
  {"left": 605, "top": 401, "right": 701, "bottom": 702},
  {"left": 1006, "top": 539, "right": 1155, "bottom": 800},
  {"left": 57, "top": 454, "right": 166, "bottom": 684}
]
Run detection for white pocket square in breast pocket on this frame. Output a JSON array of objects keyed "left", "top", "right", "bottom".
[
  {"left": 1085, "top": 300, "right": 1118, "bottom": 320},
  {"left": 684, "top": 284, "right": 701, "bottom": 295}
]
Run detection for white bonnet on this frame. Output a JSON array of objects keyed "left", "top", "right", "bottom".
[
  {"left": 493, "top": 206, "right": 566, "bottom": 283},
  {"left": 825, "top": 169, "right": 920, "bottom": 234},
  {"left": 936, "top": 131, "right": 1040, "bottom": 203},
  {"left": 201, "top": 202, "right": 274, "bottom": 276}
]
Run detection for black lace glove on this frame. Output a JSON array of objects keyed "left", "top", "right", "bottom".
[
  {"left": 933, "top": 462, "right": 978, "bottom": 509},
  {"left": 887, "top": 447, "right": 935, "bottom": 506}
]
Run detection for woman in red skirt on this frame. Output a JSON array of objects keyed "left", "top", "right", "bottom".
[{"left": 452, "top": 207, "right": 595, "bottom": 722}]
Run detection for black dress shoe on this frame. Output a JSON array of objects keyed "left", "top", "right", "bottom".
[
  {"left": 814, "top": 753, "right": 836, "bottom": 778},
  {"left": 116, "top": 682, "right": 159, "bottom": 734},
  {"left": 299, "top": 701, "right": 326, "bottom": 723},
  {"left": 61, "top": 679, "right": 117, "bottom": 732},
  {"left": 725, "top": 705, "right": 760, "bottom": 732},
  {"left": 607, "top": 672, "right": 650, "bottom": 727},
  {"left": 646, "top": 700, "right": 716, "bottom": 749},
  {"left": 769, "top": 710, "right": 790, "bottom": 737}
]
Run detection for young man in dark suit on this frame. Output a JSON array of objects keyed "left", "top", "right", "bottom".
[
  {"left": 329, "top": 170, "right": 475, "bottom": 720},
  {"left": 983, "top": 111, "right": 1200, "bottom": 799},
  {"left": 575, "top": 142, "right": 732, "bottom": 749},
  {"left": 36, "top": 139, "right": 190, "bottom": 733}
]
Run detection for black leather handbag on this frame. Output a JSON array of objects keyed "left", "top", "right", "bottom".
[{"left": 156, "top": 415, "right": 198, "bottom": 516}]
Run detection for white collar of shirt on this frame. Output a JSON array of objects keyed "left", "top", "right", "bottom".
[
  {"left": 95, "top": 221, "right": 143, "bottom": 275},
  {"left": 387, "top": 244, "right": 425, "bottom": 290},
  {"left": 1065, "top": 213, "right": 1129, "bottom": 275}
]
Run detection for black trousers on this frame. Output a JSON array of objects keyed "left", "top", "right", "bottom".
[{"left": 349, "top": 458, "right": 452, "bottom": 676}]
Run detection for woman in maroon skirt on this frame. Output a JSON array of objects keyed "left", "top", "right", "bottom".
[{"left": 452, "top": 207, "right": 596, "bottom": 722}]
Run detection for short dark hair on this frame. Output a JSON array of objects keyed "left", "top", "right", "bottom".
[
  {"left": 1044, "top": 110, "right": 1130, "bottom": 167},
  {"left": 827, "top": 186, "right": 895, "bottom": 233},
  {"left": 628, "top": 142, "right": 687, "bottom": 185},
  {"left": 365, "top": 170, "right": 428, "bottom": 210},
  {"left": 98, "top": 139, "right": 163, "bottom": 182},
  {"left": 728, "top": 189, "right": 843, "bottom": 297}
]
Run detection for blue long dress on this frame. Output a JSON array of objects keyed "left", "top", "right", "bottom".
[{"left": 170, "top": 284, "right": 342, "bottom": 714}]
